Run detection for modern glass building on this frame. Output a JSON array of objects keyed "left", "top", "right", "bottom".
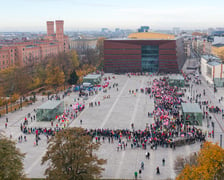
[
  {"left": 141, "top": 45, "right": 159, "bottom": 72},
  {"left": 181, "top": 103, "right": 203, "bottom": 126},
  {"left": 168, "top": 74, "right": 185, "bottom": 87},
  {"left": 83, "top": 74, "right": 102, "bottom": 85},
  {"left": 104, "top": 32, "right": 186, "bottom": 73},
  {"left": 36, "top": 100, "right": 64, "bottom": 121}
]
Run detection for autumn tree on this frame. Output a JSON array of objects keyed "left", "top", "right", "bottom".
[
  {"left": 35, "top": 58, "right": 48, "bottom": 86},
  {"left": 0, "top": 135, "right": 25, "bottom": 179},
  {"left": 15, "top": 67, "right": 33, "bottom": 94},
  {"left": 42, "top": 127, "right": 106, "bottom": 180},
  {"left": 69, "top": 50, "right": 80, "bottom": 69},
  {"left": 0, "top": 67, "right": 17, "bottom": 96},
  {"left": 45, "top": 63, "right": 65, "bottom": 91},
  {"left": 174, "top": 152, "right": 198, "bottom": 175},
  {"left": 68, "top": 70, "right": 79, "bottom": 85},
  {"left": 76, "top": 64, "right": 96, "bottom": 84},
  {"left": 96, "top": 37, "right": 105, "bottom": 61},
  {"left": 96, "top": 37, "right": 105, "bottom": 70},
  {"left": 176, "top": 141, "right": 224, "bottom": 180},
  {"left": 0, "top": 51, "right": 81, "bottom": 99}
]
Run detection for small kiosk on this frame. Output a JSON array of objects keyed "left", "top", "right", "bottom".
[
  {"left": 168, "top": 74, "right": 185, "bottom": 87},
  {"left": 83, "top": 74, "right": 101, "bottom": 85},
  {"left": 181, "top": 103, "right": 203, "bottom": 126},
  {"left": 36, "top": 100, "right": 64, "bottom": 121}
]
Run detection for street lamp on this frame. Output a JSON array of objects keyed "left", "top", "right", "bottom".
[
  {"left": 213, "top": 83, "right": 216, "bottom": 94},
  {"left": 6, "top": 103, "right": 8, "bottom": 114},
  {"left": 220, "top": 134, "right": 222, "bottom": 148},
  {"left": 20, "top": 97, "right": 22, "bottom": 109},
  {"left": 211, "top": 121, "right": 214, "bottom": 138},
  {"left": 207, "top": 117, "right": 209, "bottom": 128},
  {"left": 10, "top": 95, "right": 12, "bottom": 112},
  {"left": 193, "top": 90, "right": 195, "bottom": 101}
]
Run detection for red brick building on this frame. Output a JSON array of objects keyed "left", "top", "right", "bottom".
[
  {"left": 104, "top": 32, "right": 186, "bottom": 73},
  {"left": 0, "top": 20, "right": 69, "bottom": 71}
]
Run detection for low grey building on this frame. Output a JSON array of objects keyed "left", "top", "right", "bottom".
[
  {"left": 83, "top": 74, "right": 101, "bottom": 85},
  {"left": 181, "top": 103, "right": 203, "bottom": 126},
  {"left": 168, "top": 74, "right": 185, "bottom": 87},
  {"left": 36, "top": 100, "right": 64, "bottom": 121}
]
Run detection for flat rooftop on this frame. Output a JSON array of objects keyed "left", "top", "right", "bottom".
[
  {"left": 202, "top": 55, "right": 221, "bottom": 62},
  {"left": 37, "top": 100, "right": 62, "bottom": 110},
  {"left": 202, "top": 55, "right": 222, "bottom": 66},
  {"left": 106, "top": 32, "right": 178, "bottom": 41},
  {"left": 169, "top": 74, "right": 185, "bottom": 80},
  {"left": 128, "top": 32, "right": 175, "bottom": 40},
  {"left": 182, "top": 103, "right": 202, "bottom": 113},
  {"left": 83, "top": 74, "right": 101, "bottom": 79}
]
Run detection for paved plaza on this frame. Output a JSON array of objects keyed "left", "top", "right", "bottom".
[{"left": 0, "top": 66, "right": 224, "bottom": 179}]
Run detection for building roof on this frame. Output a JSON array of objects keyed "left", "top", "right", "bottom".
[
  {"left": 202, "top": 55, "right": 222, "bottom": 66},
  {"left": 83, "top": 74, "right": 101, "bottom": 79},
  {"left": 212, "top": 43, "right": 224, "bottom": 47},
  {"left": 212, "top": 36, "right": 224, "bottom": 45},
  {"left": 37, "top": 100, "right": 62, "bottom": 110},
  {"left": 169, "top": 74, "right": 185, "bottom": 80},
  {"left": 182, "top": 103, "right": 202, "bottom": 113},
  {"left": 207, "top": 61, "right": 221, "bottom": 66},
  {"left": 128, "top": 32, "right": 175, "bottom": 40},
  {"left": 192, "top": 32, "right": 207, "bottom": 36},
  {"left": 26, "top": 45, "right": 38, "bottom": 48}
]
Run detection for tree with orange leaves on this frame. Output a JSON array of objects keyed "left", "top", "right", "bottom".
[
  {"left": 45, "top": 63, "right": 65, "bottom": 91},
  {"left": 176, "top": 141, "right": 224, "bottom": 180}
]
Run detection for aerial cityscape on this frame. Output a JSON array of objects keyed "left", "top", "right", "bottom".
[{"left": 0, "top": 0, "right": 224, "bottom": 180}]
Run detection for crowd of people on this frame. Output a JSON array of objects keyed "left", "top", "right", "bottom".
[{"left": 9, "top": 72, "right": 217, "bottom": 178}]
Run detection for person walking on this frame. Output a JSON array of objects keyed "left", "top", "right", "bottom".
[
  {"left": 139, "top": 169, "right": 142, "bottom": 178},
  {"left": 146, "top": 152, "right": 150, "bottom": 159},
  {"left": 156, "top": 166, "right": 160, "bottom": 174},
  {"left": 141, "top": 161, "right": 144, "bottom": 170},
  {"left": 162, "top": 158, "right": 165, "bottom": 166},
  {"left": 134, "top": 171, "right": 138, "bottom": 179}
]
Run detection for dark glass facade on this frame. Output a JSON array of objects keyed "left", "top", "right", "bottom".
[
  {"left": 104, "top": 38, "right": 186, "bottom": 73},
  {"left": 141, "top": 45, "right": 159, "bottom": 72}
]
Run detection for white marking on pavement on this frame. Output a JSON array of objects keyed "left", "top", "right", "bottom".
[
  {"left": 131, "top": 77, "right": 145, "bottom": 124},
  {"left": 168, "top": 149, "right": 175, "bottom": 179},
  {"left": 100, "top": 78, "right": 129, "bottom": 128},
  {"left": 26, "top": 148, "right": 47, "bottom": 175},
  {"left": 115, "top": 150, "right": 126, "bottom": 178},
  {"left": 148, "top": 149, "right": 155, "bottom": 179}
]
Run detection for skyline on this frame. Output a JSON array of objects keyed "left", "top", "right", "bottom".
[{"left": 1, "top": 0, "right": 224, "bottom": 32}]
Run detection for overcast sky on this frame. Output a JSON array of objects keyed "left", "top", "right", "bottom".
[{"left": 1, "top": 0, "right": 224, "bottom": 31}]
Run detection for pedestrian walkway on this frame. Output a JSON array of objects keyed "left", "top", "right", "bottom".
[{"left": 0, "top": 72, "right": 216, "bottom": 179}]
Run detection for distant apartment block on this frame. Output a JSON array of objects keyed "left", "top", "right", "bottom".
[
  {"left": 0, "top": 20, "right": 69, "bottom": 71},
  {"left": 192, "top": 38, "right": 212, "bottom": 55},
  {"left": 201, "top": 55, "right": 224, "bottom": 87},
  {"left": 138, "top": 26, "right": 150, "bottom": 32},
  {"left": 70, "top": 38, "right": 97, "bottom": 50}
]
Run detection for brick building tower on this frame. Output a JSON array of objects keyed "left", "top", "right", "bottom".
[
  {"left": 47, "top": 21, "right": 54, "bottom": 36},
  {"left": 56, "top": 20, "right": 64, "bottom": 42},
  {"left": 0, "top": 20, "right": 70, "bottom": 71}
]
